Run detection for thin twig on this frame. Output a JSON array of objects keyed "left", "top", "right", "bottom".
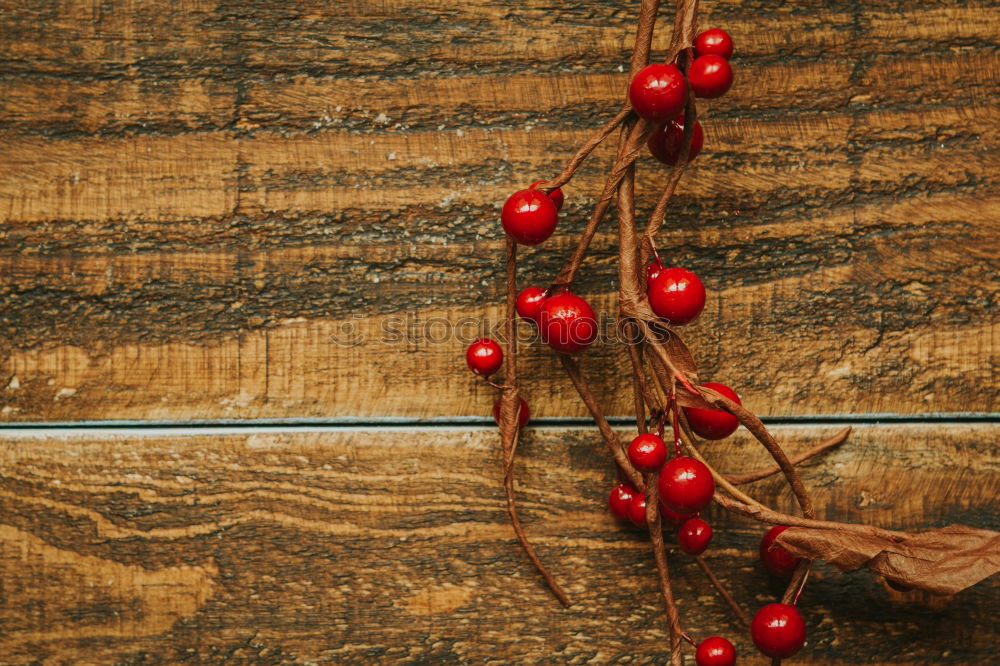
[
  {"left": 498, "top": 239, "right": 570, "bottom": 607},
  {"left": 727, "top": 427, "right": 852, "bottom": 485},
  {"left": 695, "top": 555, "right": 751, "bottom": 627},
  {"left": 545, "top": 106, "right": 633, "bottom": 191}
]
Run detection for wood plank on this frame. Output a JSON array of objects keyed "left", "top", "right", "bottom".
[
  {"left": 1, "top": 0, "right": 998, "bottom": 421},
  {"left": 0, "top": 423, "right": 995, "bottom": 663}
]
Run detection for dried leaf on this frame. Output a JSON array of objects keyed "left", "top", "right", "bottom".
[{"left": 775, "top": 525, "right": 1000, "bottom": 595}]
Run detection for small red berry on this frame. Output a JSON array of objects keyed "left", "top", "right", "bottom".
[
  {"left": 658, "top": 501, "right": 695, "bottom": 526},
  {"left": 688, "top": 54, "right": 733, "bottom": 99},
  {"left": 629, "top": 63, "right": 687, "bottom": 122},
  {"left": 751, "top": 603, "right": 806, "bottom": 659},
  {"left": 684, "top": 382, "right": 741, "bottom": 440},
  {"left": 647, "top": 116, "right": 704, "bottom": 166},
  {"left": 760, "top": 525, "right": 802, "bottom": 578},
  {"left": 694, "top": 28, "right": 734, "bottom": 60},
  {"left": 695, "top": 636, "right": 736, "bottom": 666},
  {"left": 538, "top": 292, "right": 598, "bottom": 354},
  {"left": 658, "top": 456, "right": 715, "bottom": 514},
  {"left": 501, "top": 189, "right": 558, "bottom": 245},
  {"left": 627, "top": 492, "right": 648, "bottom": 527},
  {"left": 466, "top": 338, "right": 503, "bottom": 376},
  {"left": 492, "top": 397, "right": 529, "bottom": 429},
  {"left": 647, "top": 261, "right": 663, "bottom": 283},
  {"left": 627, "top": 433, "right": 668, "bottom": 472},
  {"left": 678, "top": 517, "right": 713, "bottom": 555},
  {"left": 528, "top": 179, "right": 564, "bottom": 211},
  {"left": 647, "top": 267, "right": 706, "bottom": 325},
  {"left": 516, "top": 286, "right": 548, "bottom": 324},
  {"left": 609, "top": 483, "right": 637, "bottom": 521}
]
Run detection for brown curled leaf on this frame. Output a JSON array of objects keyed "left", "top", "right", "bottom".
[{"left": 775, "top": 524, "right": 1000, "bottom": 596}]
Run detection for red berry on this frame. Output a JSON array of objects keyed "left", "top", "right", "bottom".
[
  {"left": 751, "top": 603, "right": 806, "bottom": 659},
  {"left": 492, "top": 397, "right": 529, "bottom": 429},
  {"left": 694, "top": 28, "right": 734, "bottom": 60},
  {"left": 688, "top": 54, "right": 733, "bottom": 99},
  {"left": 647, "top": 116, "right": 704, "bottom": 166},
  {"left": 627, "top": 433, "right": 668, "bottom": 473},
  {"left": 760, "top": 525, "right": 802, "bottom": 578},
  {"left": 647, "top": 267, "right": 706, "bottom": 325},
  {"left": 628, "top": 63, "right": 687, "bottom": 122},
  {"left": 609, "top": 483, "right": 637, "bottom": 521},
  {"left": 658, "top": 456, "right": 715, "bottom": 514},
  {"left": 684, "top": 382, "right": 741, "bottom": 440},
  {"left": 678, "top": 517, "right": 713, "bottom": 555},
  {"left": 627, "top": 492, "right": 648, "bottom": 527},
  {"left": 647, "top": 261, "right": 663, "bottom": 283},
  {"left": 516, "top": 286, "right": 548, "bottom": 324},
  {"left": 658, "top": 501, "right": 695, "bottom": 526},
  {"left": 538, "top": 292, "right": 598, "bottom": 354},
  {"left": 695, "top": 636, "right": 736, "bottom": 666},
  {"left": 466, "top": 338, "right": 503, "bottom": 376},
  {"left": 528, "top": 179, "right": 564, "bottom": 211},
  {"left": 501, "top": 189, "right": 558, "bottom": 245}
]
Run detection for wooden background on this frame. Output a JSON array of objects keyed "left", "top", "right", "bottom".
[{"left": 0, "top": 0, "right": 997, "bottom": 663}]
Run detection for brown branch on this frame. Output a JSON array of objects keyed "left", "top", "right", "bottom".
[
  {"left": 695, "top": 555, "right": 750, "bottom": 627},
  {"left": 726, "top": 427, "right": 852, "bottom": 485},
  {"left": 497, "top": 239, "right": 570, "bottom": 607},
  {"left": 549, "top": 119, "right": 654, "bottom": 292},
  {"left": 646, "top": 469, "right": 685, "bottom": 666},
  {"left": 713, "top": 492, "right": 914, "bottom": 542},
  {"left": 559, "top": 354, "right": 644, "bottom": 489},
  {"left": 545, "top": 106, "right": 632, "bottom": 191}
]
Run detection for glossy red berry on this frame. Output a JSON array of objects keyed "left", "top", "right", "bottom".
[
  {"left": 751, "top": 603, "right": 806, "bottom": 659},
  {"left": 695, "top": 636, "right": 736, "bottom": 666},
  {"left": 658, "top": 501, "right": 695, "bottom": 526},
  {"left": 516, "top": 286, "right": 548, "bottom": 324},
  {"left": 629, "top": 63, "right": 687, "bottom": 122},
  {"left": 466, "top": 338, "right": 503, "bottom": 376},
  {"left": 684, "top": 382, "right": 741, "bottom": 440},
  {"left": 678, "top": 517, "right": 713, "bottom": 555},
  {"left": 528, "top": 179, "right": 564, "bottom": 211},
  {"left": 688, "top": 54, "right": 733, "bottom": 99},
  {"left": 647, "top": 116, "right": 704, "bottom": 165},
  {"left": 627, "top": 492, "right": 648, "bottom": 527},
  {"left": 627, "top": 433, "right": 668, "bottom": 473},
  {"left": 694, "top": 28, "right": 734, "bottom": 60},
  {"left": 658, "top": 456, "right": 715, "bottom": 514},
  {"left": 647, "top": 267, "right": 706, "bottom": 325},
  {"left": 609, "top": 483, "right": 637, "bottom": 521},
  {"left": 501, "top": 189, "right": 558, "bottom": 245},
  {"left": 647, "top": 261, "right": 663, "bottom": 283},
  {"left": 760, "top": 525, "right": 802, "bottom": 578},
  {"left": 538, "top": 292, "right": 598, "bottom": 354},
  {"left": 492, "top": 397, "right": 529, "bottom": 429}
]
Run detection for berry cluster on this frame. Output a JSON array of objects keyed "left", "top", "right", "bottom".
[{"left": 461, "top": 10, "right": 836, "bottom": 662}]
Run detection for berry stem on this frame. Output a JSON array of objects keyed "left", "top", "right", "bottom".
[
  {"left": 497, "top": 238, "right": 571, "bottom": 607},
  {"left": 695, "top": 555, "right": 751, "bottom": 627}
]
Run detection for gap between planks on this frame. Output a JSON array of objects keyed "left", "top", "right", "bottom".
[{"left": 0, "top": 413, "right": 996, "bottom": 437}]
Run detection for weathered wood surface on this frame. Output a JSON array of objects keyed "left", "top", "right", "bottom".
[
  {"left": 1, "top": 0, "right": 997, "bottom": 421},
  {"left": 0, "top": 424, "right": 996, "bottom": 664}
]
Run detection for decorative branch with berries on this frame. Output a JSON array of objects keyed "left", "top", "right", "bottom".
[{"left": 464, "top": 1, "right": 999, "bottom": 663}]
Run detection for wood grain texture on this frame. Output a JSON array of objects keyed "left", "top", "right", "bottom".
[
  {"left": 0, "top": 423, "right": 996, "bottom": 664},
  {"left": 1, "top": 0, "right": 998, "bottom": 421}
]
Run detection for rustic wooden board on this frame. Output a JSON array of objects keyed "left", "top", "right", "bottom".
[
  {"left": 1, "top": 0, "right": 998, "bottom": 421},
  {"left": 0, "top": 423, "right": 996, "bottom": 664}
]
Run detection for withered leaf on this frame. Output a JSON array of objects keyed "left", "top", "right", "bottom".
[{"left": 775, "top": 525, "right": 1000, "bottom": 595}]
